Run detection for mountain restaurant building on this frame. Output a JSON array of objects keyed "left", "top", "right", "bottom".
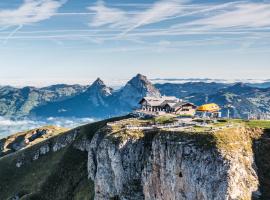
[{"left": 139, "top": 96, "right": 197, "bottom": 116}]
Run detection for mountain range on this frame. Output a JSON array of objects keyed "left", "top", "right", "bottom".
[
  {"left": 32, "top": 74, "right": 161, "bottom": 118},
  {"left": 0, "top": 74, "right": 270, "bottom": 119},
  {"left": 0, "top": 84, "right": 86, "bottom": 118}
]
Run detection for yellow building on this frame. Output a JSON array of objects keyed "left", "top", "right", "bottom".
[{"left": 197, "top": 103, "right": 220, "bottom": 113}]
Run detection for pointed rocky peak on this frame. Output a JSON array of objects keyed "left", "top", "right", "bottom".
[
  {"left": 134, "top": 73, "right": 148, "bottom": 81},
  {"left": 123, "top": 74, "right": 161, "bottom": 98},
  {"left": 86, "top": 78, "right": 112, "bottom": 96},
  {"left": 129, "top": 74, "right": 150, "bottom": 86},
  {"left": 117, "top": 74, "right": 161, "bottom": 108},
  {"left": 91, "top": 78, "right": 106, "bottom": 87}
]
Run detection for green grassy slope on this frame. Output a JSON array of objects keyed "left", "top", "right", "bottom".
[
  {"left": 0, "top": 146, "right": 68, "bottom": 199},
  {"left": 24, "top": 147, "right": 94, "bottom": 200},
  {"left": 0, "top": 140, "right": 93, "bottom": 200},
  {"left": 0, "top": 115, "right": 130, "bottom": 200}
]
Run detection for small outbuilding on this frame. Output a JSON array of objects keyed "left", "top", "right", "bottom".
[
  {"left": 197, "top": 103, "right": 221, "bottom": 118},
  {"left": 162, "top": 102, "right": 197, "bottom": 116}
]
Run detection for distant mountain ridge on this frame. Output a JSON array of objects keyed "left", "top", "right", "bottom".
[
  {"left": 0, "top": 84, "right": 87, "bottom": 117},
  {"left": 182, "top": 83, "right": 270, "bottom": 118},
  {"left": 0, "top": 74, "right": 270, "bottom": 119},
  {"left": 155, "top": 82, "right": 227, "bottom": 98}
]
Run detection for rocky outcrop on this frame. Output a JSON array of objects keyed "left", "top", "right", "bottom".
[
  {"left": 117, "top": 74, "right": 161, "bottom": 109},
  {"left": 87, "top": 127, "right": 152, "bottom": 199},
  {"left": 74, "top": 124, "right": 260, "bottom": 200},
  {"left": 143, "top": 134, "right": 258, "bottom": 200},
  {"left": 12, "top": 129, "right": 78, "bottom": 168},
  {"left": 0, "top": 126, "right": 68, "bottom": 158}
]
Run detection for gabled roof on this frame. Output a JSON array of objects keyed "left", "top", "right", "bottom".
[
  {"left": 162, "top": 101, "right": 197, "bottom": 109},
  {"left": 146, "top": 100, "right": 165, "bottom": 107},
  {"left": 160, "top": 99, "right": 179, "bottom": 106},
  {"left": 143, "top": 96, "right": 178, "bottom": 102},
  {"left": 173, "top": 102, "right": 197, "bottom": 109},
  {"left": 139, "top": 96, "right": 179, "bottom": 107}
]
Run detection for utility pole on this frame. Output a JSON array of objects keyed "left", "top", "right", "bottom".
[
  {"left": 225, "top": 104, "right": 234, "bottom": 119},
  {"left": 205, "top": 95, "right": 208, "bottom": 104}
]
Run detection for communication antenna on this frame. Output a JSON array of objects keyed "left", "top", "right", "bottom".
[
  {"left": 205, "top": 95, "right": 208, "bottom": 103},
  {"left": 225, "top": 104, "right": 234, "bottom": 119}
]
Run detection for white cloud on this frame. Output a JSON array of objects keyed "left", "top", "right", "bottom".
[
  {"left": 1, "top": 0, "right": 270, "bottom": 51},
  {"left": 122, "top": 0, "right": 185, "bottom": 34},
  {"left": 88, "top": 0, "right": 127, "bottom": 27},
  {"left": 87, "top": 1, "right": 270, "bottom": 36},
  {"left": 0, "top": 116, "right": 95, "bottom": 139},
  {"left": 88, "top": 0, "right": 187, "bottom": 34},
  {"left": 185, "top": 3, "right": 270, "bottom": 28},
  {"left": 0, "top": 0, "right": 65, "bottom": 27}
]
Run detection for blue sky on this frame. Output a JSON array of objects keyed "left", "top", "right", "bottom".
[{"left": 0, "top": 0, "right": 269, "bottom": 86}]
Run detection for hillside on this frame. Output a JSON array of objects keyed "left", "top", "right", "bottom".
[
  {"left": 155, "top": 82, "right": 227, "bottom": 98},
  {"left": 0, "top": 126, "right": 68, "bottom": 158},
  {"left": 0, "top": 84, "right": 86, "bottom": 117},
  {"left": 30, "top": 78, "right": 113, "bottom": 118},
  {"left": 0, "top": 116, "right": 270, "bottom": 199}
]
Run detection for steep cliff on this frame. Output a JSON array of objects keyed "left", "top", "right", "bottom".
[
  {"left": 83, "top": 122, "right": 261, "bottom": 200},
  {"left": 0, "top": 117, "right": 269, "bottom": 200}
]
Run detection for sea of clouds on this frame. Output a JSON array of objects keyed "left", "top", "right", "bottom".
[
  {"left": 150, "top": 78, "right": 270, "bottom": 84},
  {"left": 0, "top": 117, "right": 95, "bottom": 139}
]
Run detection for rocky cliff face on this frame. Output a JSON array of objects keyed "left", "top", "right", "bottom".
[
  {"left": 1, "top": 117, "right": 266, "bottom": 200},
  {"left": 143, "top": 133, "right": 258, "bottom": 200},
  {"left": 73, "top": 120, "right": 261, "bottom": 200}
]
